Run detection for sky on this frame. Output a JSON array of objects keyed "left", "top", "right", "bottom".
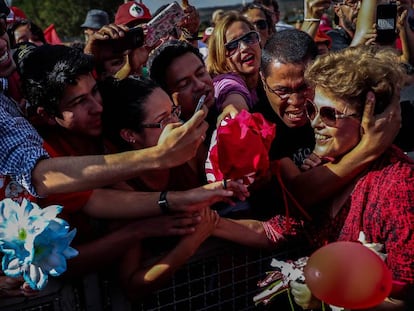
[{"left": 145, "top": 0, "right": 247, "bottom": 13}]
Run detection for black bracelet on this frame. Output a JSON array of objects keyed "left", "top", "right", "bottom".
[{"left": 158, "top": 191, "right": 170, "bottom": 214}]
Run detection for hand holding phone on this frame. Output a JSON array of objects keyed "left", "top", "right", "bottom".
[
  {"left": 195, "top": 95, "right": 206, "bottom": 114},
  {"left": 376, "top": 3, "right": 397, "bottom": 45},
  {"left": 145, "top": 2, "right": 185, "bottom": 47}
]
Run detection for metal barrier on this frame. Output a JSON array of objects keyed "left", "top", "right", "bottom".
[{"left": 0, "top": 239, "right": 305, "bottom": 311}]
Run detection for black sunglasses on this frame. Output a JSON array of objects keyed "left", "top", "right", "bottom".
[
  {"left": 253, "top": 19, "right": 268, "bottom": 30},
  {"left": 305, "top": 99, "right": 359, "bottom": 127},
  {"left": 224, "top": 31, "right": 260, "bottom": 56}
]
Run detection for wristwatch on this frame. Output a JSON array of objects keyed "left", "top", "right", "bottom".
[{"left": 158, "top": 191, "right": 170, "bottom": 214}]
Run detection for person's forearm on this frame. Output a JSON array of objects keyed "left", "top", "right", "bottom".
[
  {"left": 350, "top": 0, "right": 376, "bottom": 46},
  {"left": 213, "top": 218, "right": 275, "bottom": 249},
  {"left": 288, "top": 142, "right": 375, "bottom": 208},
  {"left": 32, "top": 147, "right": 164, "bottom": 196},
  {"left": 124, "top": 235, "right": 206, "bottom": 298},
  {"left": 66, "top": 226, "right": 139, "bottom": 276},
  {"left": 84, "top": 189, "right": 161, "bottom": 218}
]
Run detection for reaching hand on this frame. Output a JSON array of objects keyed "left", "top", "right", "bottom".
[
  {"left": 0, "top": 273, "right": 38, "bottom": 298},
  {"left": 300, "top": 152, "right": 323, "bottom": 171},
  {"left": 84, "top": 23, "right": 129, "bottom": 61},
  {"left": 169, "top": 180, "right": 250, "bottom": 213},
  {"left": 357, "top": 90, "right": 401, "bottom": 160},
  {"left": 182, "top": 207, "right": 219, "bottom": 244},
  {"left": 304, "top": 0, "right": 331, "bottom": 19},
  {"left": 123, "top": 213, "right": 202, "bottom": 238},
  {"left": 157, "top": 105, "right": 208, "bottom": 168},
  {"left": 290, "top": 280, "right": 322, "bottom": 310}
]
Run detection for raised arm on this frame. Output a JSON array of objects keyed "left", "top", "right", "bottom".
[
  {"left": 350, "top": 0, "right": 376, "bottom": 46},
  {"left": 300, "top": 0, "right": 331, "bottom": 39}
]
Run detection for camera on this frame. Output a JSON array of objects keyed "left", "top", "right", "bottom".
[{"left": 105, "top": 26, "right": 145, "bottom": 54}]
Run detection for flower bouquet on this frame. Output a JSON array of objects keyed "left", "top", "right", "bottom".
[
  {"left": 253, "top": 257, "right": 308, "bottom": 308},
  {"left": 0, "top": 199, "right": 78, "bottom": 290}
]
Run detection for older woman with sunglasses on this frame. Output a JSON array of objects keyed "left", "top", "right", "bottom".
[
  {"left": 288, "top": 45, "right": 414, "bottom": 310},
  {"left": 207, "top": 12, "right": 261, "bottom": 123}
]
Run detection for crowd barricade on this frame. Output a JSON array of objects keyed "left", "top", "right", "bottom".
[{"left": 0, "top": 239, "right": 306, "bottom": 311}]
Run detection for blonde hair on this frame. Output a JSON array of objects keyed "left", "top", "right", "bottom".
[
  {"left": 207, "top": 11, "right": 255, "bottom": 76},
  {"left": 305, "top": 45, "right": 404, "bottom": 114}
]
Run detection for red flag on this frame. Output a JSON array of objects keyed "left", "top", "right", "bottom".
[{"left": 43, "top": 24, "right": 62, "bottom": 45}]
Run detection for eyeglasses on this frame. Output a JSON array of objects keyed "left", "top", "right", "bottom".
[
  {"left": 142, "top": 105, "right": 181, "bottom": 129},
  {"left": 305, "top": 99, "right": 359, "bottom": 127},
  {"left": 224, "top": 31, "right": 260, "bottom": 56},
  {"left": 264, "top": 79, "right": 311, "bottom": 100},
  {"left": 0, "top": 14, "right": 7, "bottom": 37},
  {"left": 253, "top": 19, "right": 268, "bottom": 30}
]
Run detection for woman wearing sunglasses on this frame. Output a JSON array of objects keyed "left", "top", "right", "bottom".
[
  {"left": 288, "top": 45, "right": 414, "bottom": 310},
  {"left": 207, "top": 12, "right": 261, "bottom": 123}
]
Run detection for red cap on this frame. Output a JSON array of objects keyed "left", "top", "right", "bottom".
[
  {"left": 7, "top": 6, "right": 27, "bottom": 24},
  {"left": 115, "top": 1, "right": 152, "bottom": 27}
]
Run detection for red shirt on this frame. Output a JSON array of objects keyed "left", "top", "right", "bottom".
[
  {"left": 339, "top": 146, "right": 414, "bottom": 285},
  {"left": 264, "top": 146, "right": 414, "bottom": 288}
]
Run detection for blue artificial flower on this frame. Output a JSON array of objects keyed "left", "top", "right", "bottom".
[{"left": 0, "top": 199, "right": 78, "bottom": 290}]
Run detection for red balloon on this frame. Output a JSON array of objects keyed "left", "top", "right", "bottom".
[{"left": 304, "top": 241, "right": 392, "bottom": 309}]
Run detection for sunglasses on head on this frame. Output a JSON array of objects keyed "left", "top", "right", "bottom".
[
  {"left": 224, "top": 31, "right": 260, "bottom": 56},
  {"left": 305, "top": 99, "right": 359, "bottom": 127},
  {"left": 253, "top": 19, "right": 268, "bottom": 30}
]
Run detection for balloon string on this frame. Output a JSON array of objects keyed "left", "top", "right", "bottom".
[{"left": 270, "top": 161, "right": 312, "bottom": 232}]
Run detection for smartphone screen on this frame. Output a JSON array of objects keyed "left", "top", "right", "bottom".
[{"left": 376, "top": 4, "right": 397, "bottom": 45}]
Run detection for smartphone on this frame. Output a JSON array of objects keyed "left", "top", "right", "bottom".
[
  {"left": 99, "top": 26, "right": 145, "bottom": 54},
  {"left": 376, "top": 3, "right": 397, "bottom": 45},
  {"left": 195, "top": 95, "right": 206, "bottom": 114},
  {"left": 110, "top": 26, "right": 145, "bottom": 53},
  {"left": 145, "top": 1, "right": 185, "bottom": 47}
]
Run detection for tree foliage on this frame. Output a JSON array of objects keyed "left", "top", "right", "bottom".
[{"left": 12, "top": 0, "right": 123, "bottom": 40}]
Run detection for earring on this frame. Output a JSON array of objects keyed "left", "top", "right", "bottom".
[{"left": 129, "top": 139, "right": 136, "bottom": 143}]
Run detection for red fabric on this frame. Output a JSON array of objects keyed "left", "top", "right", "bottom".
[
  {"left": 6, "top": 6, "right": 27, "bottom": 24},
  {"left": 314, "top": 28, "right": 332, "bottom": 49},
  {"left": 338, "top": 146, "right": 414, "bottom": 285},
  {"left": 206, "top": 110, "right": 275, "bottom": 184},
  {"left": 265, "top": 146, "right": 414, "bottom": 292},
  {"left": 43, "top": 24, "right": 62, "bottom": 45},
  {"left": 115, "top": 1, "right": 152, "bottom": 26}
]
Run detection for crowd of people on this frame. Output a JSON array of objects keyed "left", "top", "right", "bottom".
[{"left": 0, "top": 0, "right": 413, "bottom": 310}]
